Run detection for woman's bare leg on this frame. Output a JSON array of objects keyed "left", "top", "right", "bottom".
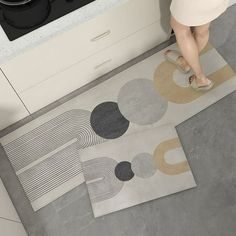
[
  {"left": 168, "top": 15, "right": 211, "bottom": 86},
  {"left": 192, "top": 22, "right": 211, "bottom": 53},
  {"left": 165, "top": 23, "right": 210, "bottom": 67}
]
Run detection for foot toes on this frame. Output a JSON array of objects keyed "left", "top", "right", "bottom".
[{"left": 164, "top": 49, "right": 171, "bottom": 55}]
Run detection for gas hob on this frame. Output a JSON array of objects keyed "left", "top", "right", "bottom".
[{"left": 0, "top": 0, "right": 95, "bottom": 41}]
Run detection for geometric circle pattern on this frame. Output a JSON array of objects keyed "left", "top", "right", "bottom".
[
  {"left": 131, "top": 153, "right": 156, "bottom": 178},
  {"left": 90, "top": 101, "right": 130, "bottom": 139},
  {"left": 117, "top": 78, "right": 168, "bottom": 125},
  {"left": 114, "top": 161, "right": 134, "bottom": 181}
]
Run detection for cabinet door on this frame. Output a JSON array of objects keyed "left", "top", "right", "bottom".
[
  {"left": 19, "top": 19, "right": 171, "bottom": 113},
  {"left": 0, "top": 70, "right": 29, "bottom": 130}
]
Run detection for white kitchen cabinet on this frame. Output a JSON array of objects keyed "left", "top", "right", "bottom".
[
  {"left": 1, "top": 0, "right": 160, "bottom": 94},
  {"left": 19, "top": 19, "right": 172, "bottom": 113},
  {"left": 0, "top": 0, "right": 172, "bottom": 118},
  {"left": 0, "top": 70, "right": 29, "bottom": 130}
]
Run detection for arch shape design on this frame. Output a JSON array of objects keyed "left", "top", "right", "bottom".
[
  {"left": 153, "top": 138, "right": 190, "bottom": 175},
  {"left": 4, "top": 109, "right": 105, "bottom": 172},
  {"left": 83, "top": 157, "right": 124, "bottom": 203},
  {"left": 2, "top": 109, "right": 106, "bottom": 209},
  {"left": 153, "top": 44, "right": 235, "bottom": 104}
]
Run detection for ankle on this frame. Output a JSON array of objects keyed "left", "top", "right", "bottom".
[{"left": 195, "top": 73, "right": 205, "bottom": 79}]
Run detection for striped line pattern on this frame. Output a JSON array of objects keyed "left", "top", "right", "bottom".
[
  {"left": 82, "top": 157, "right": 124, "bottom": 203},
  {"left": 3, "top": 109, "right": 105, "bottom": 211},
  {"left": 18, "top": 142, "right": 82, "bottom": 202}
]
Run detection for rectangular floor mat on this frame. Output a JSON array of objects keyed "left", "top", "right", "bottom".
[
  {"left": 79, "top": 123, "right": 196, "bottom": 217},
  {"left": 0, "top": 41, "right": 235, "bottom": 211}
]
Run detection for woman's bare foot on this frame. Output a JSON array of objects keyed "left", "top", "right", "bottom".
[
  {"left": 189, "top": 74, "right": 214, "bottom": 91},
  {"left": 164, "top": 49, "right": 191, "bottom": 72}
]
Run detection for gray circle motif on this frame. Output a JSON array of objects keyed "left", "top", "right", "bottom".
[
  {"left": 90, "top": 101, "right": 130, "bottom": 139},
  {"left": 117, "top": 79, "right": 168, "bottom": 125},
  {"left": 131, "top": 153, "right": 156, "bottom": 178},
  {"left": 114, "top": 161, "right": 134, "bottom": 181}
]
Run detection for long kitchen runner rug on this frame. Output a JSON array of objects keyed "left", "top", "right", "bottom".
[{"left": 0, "top": 41, "right": 235, "bottom": 212}]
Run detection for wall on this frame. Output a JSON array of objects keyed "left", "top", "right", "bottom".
[{"left": 230, "top": 0, "right": 236, "bottom": 6}]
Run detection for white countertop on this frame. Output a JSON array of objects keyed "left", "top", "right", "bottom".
[{"left": 0, "top": 0, "right": 128, "bottom": 64}]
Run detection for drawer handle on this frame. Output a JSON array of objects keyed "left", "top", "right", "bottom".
[
  {"left": 94, "top": 59, "right": 112, "bottom": 70},
  {"left": 90, "top": 30, "right": 111, "bottom": 42}
]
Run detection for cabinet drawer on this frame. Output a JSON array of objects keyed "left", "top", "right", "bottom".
[
  {"left": 19, "top": 19, "right": 171, "bottom": 113},
  {"left": 0, "top": 70, "right": 29, "bottom": 130},
  {"left": 1, "top": 0, "right": 159, "bottom": 93}
]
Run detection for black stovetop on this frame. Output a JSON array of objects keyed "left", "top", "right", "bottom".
[{"left": 0, "top": 0, "right": 95, "bottom": 41}]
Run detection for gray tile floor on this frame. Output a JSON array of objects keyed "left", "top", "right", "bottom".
[{"left": 0, "top": 4, "right": 236, "bottom": 236}]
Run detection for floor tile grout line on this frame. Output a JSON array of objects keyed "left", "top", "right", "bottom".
[{"left": 0, "top": 216, "right": 21, "bottom": 224}]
